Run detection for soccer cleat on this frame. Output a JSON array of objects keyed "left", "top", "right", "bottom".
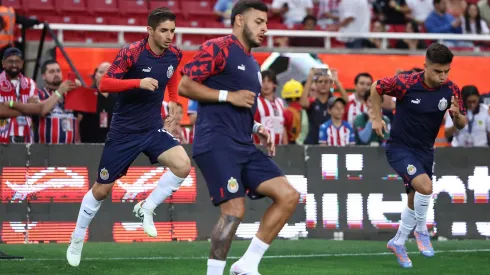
[
  {"left": 414, "top": 231, "right": 435, "bottom": 257},
  {"left": 387, "top": 238, "right": 413, "bottom": 268},
  {"left": 230, "top": 261, "right": 261, "bottom": 275},
  {"left": 66, "top": 233, "right": 84, "bottom": 267},
  {"left": 133, "top": 200, "right": 157, "bottom": 237}
]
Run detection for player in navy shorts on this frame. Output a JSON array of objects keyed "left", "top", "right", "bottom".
[
  {"left": 179, "top": 1, "right": 300, "bottom": 274},
  {"left": 66, "top": 8, "right": 191, "bottom": 267},
  {"left": 370, "top": 43, "right": 466, "bottom": 268}
]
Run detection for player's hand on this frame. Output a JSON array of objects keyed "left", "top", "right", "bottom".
[
  {"left": 257, "top": 126, "right": 275, "bottom": 156},
  {"left": 140, "top": 77, "right": 158, "bottom": 91},
  {"left": 165, "top": 101, "right": 179, "bottom": 132},
  {"left": 228, "top": 90, "right": 256, "bottom": 108},
  {"left": 372, "top": 119, "right": 388, "bottom": 138},
  {"left": 58, "top": 80, "right": 77, "bottom": 95},
  {"left": 450, "top": 96, "right": 461, "bottom": 116}
]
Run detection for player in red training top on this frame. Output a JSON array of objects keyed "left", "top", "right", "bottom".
[
  {"left": 370, "top": 43, "right": 466, "bottom": 269},
  {"left": 179, "top": 1, "right": 300, "bottom": 274},
  {"left": 66, "top": 8, "right": 191, "bottom": 267}
]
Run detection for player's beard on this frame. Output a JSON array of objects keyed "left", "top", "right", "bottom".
[{"left": 243, "top": 24, "right": 260, "bottom": 48}]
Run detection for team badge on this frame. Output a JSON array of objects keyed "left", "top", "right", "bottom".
[
  {"left": 257, "top": 71, "right": 262, "bottom": 86},
  {"left": 100, "top": 168, "right": 109, "bottom": 181},
  {"left": 438, "top": 97, "right": 448, "bottom": 111},
  {"left": 167, "top": 65, "right": 174, "bottom": 79},
  {"left": 227, "top": 177, "right": 239, "bottom": 193},
  {"left": 407, "top": 164, "right": 417, "bottom": 176}
]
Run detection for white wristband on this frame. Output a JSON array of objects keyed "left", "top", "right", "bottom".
[
  {"left": 218, "top": 90, "right": 228, "bottom": 102},
  {"left": 253, "top": 122, "right": 262, "bottom": 134}
]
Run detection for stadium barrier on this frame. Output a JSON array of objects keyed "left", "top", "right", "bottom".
[{"left": 0, "top": 144, "right": 489, "bottom": 244}]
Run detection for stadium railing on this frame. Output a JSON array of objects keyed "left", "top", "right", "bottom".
[{"left": 35, "top": 23, "right": 490, "bottom": 49}]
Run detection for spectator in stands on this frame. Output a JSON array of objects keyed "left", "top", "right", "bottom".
[
  {"left": 372, "top": 0, "right": 411, "bottom": 27},
  {"left": 214, "top": 0, "right": 237, "bottom": 26},
  {"left": 353, "top": 91, "right": 390, "bottom": 146},
  {"left": 462, "top": 3, "right": 490, "bottom": 35},
  {"left": 363, "top": 21, "right": 386, "bottom": 49},
  {"left": 317, "top": 0, "right": 341, "bottom": 29},
  {"left": 271, "top": 0, "right": 314, "bottom": 26},
  {"left": 406, "top": 0, "right": 434, "bottom": 24},
  {"left": 395, "top": 20, "right": 427, "bottom": 49},
  {"left": 478, "top": 0, "right": 490, "bottom": 26},
  {"left": 79, "top": 62, "right": 117, "bottom": 143},
  {"left": 338, "top": 0, "right": 371, "bottom": 48},
  {"left": 301, "top": 68, "right": 334, "bottom": 144},
  {"left": 33, "top": 60, "right": 80, "bottom": 144},
  {"left": 344, "top": 72, "right": 372, "bottom": 126},
  {"left": 283, "top": 79, "right": 309, "bottom": 145},
  {"left": 319, "top": 97, "right": 355, "bottom": 146},
  {"left": 254, "top": 69, "right": 287, "bottom": 145},
  {"left": 170, "top": 102, "right": 193, "bottom": 144},
  {"left": 445, "top": 85, "right": 490, "bottom": 147},
  {"left": 425, "top": 0, "right": 465, "bottom": 46},
  {"left": 288, "top": 15, "right": 325, "bottom": 47},
  {"left": 0, "top": 47, "right": 38, "bottom": 143}
]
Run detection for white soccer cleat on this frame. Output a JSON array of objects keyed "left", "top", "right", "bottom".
[
  {"left": 66, "top": 234, "right": 84, "bottom": 267},
  {"left": 133, "top": 200, "right": 158, "bottom": 237},
  {"left": 230, "top": 261, "right": 261, "bottom": 275}
]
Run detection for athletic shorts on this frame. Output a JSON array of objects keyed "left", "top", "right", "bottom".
[
  {"left": 386, "top": 144, "right": 434, "bottom": 193},
  {"left": 96, "top": 127, "right": 180, "bottom": 183},
  {"left": 194, "top": 148, "right": 284, "bottom": 206}
]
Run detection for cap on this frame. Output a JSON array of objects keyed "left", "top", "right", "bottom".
[
  {"left": 3, "top": 47, "right": 23, "bottom": 60},
  {"left": 281, "top": 79, "right": 303, "bottom": 99},
  {"left": 327, "top": 96, "right": 346, "bottom": 109}
]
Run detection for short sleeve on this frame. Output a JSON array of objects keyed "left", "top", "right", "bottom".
[
  {"left": 319, "top": 123, "right": 328, "bottom": 143},
  {"left": 180, "top": 39, "right": 229, "bottom": 83},
  {"left": 375, "top": 74, "right": 409, "bottom": 100},
  {"left": 106, "top": 42, "right": 143, "bottom": 79}
]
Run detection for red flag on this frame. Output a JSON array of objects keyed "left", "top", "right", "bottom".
[{"left": 65, "top": 87, "right": 98, "bottom": 113}]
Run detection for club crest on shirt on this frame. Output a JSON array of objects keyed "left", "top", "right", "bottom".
[
  {"left": 407, "top": 164, "right": 417, "bottom": 176},
  {"left": 100, "top": 167, "right": 109, "bottom": 181},
  {"left": 438, "top": 97, "right": 448, "bottom": 111},
  {"left": 167, "top": 65, "right": 174, "bottom": 79},
  {"left": 257, "top": 71, "right": 262, "bottom": 86},
  {"left": 227, "top": 177, "right": 239, "bottom": 193}
]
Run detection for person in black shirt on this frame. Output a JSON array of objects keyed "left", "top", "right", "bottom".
[{"left": 373, "top": 0, "right": 410, "bottom": 26}]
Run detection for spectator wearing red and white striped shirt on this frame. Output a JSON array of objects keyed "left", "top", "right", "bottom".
[
  {"left": 343, "top": 72, "right": 373, "bottom": 125},
  {"left": 319, "top": 97, "right": 355, "bottom": 146},
  {"left": 253, "top": 70, "right": 287, "bottom": 145}
]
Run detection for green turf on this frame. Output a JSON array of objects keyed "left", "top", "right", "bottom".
[{"left": 1, "top": 239, "right": 489, "bottom": 274}]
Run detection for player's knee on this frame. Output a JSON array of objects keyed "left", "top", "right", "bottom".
[
  {"left": 92, "top": 182, "right": 113, "bottom": 200},
  {"left": 169, "top": 153, "right": 191, "bottom": 179},
  {"left": 418, "top": 184, "right": 433, "bottom": 195},
  {"left": 279, "top": 187, "right": 300, "bottom": 210},
  {"left": 220, "top": 199, "right": 246, "bottom": 220}
]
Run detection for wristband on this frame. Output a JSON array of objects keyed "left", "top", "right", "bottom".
[
  {"left": 55, "top": 90, "right": 62, "bottom": 98},
  {"left": 218, "top": 90, "right": 228, "bottom": 102},
  {"left": 253, "top": 122, "right": 262, "bottom": 134},
  {"left": 9, "top": 100, "right": 13, "bottom": 108}
]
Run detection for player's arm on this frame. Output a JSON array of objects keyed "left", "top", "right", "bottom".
[
  {"left": 449, "top": 85, "right": 466, "bottom": 130},
  {"left": 371, "top": 75, "right": 401, "bottom": 136},
  {"left": 300, "top": 68, "right": 316, "bottom": 109},
  {"left": 99, "top": 46, "right": 157, "bottom": 93},
  {"left": 179, "top": 41, "right": 255, "bottom": 107}
]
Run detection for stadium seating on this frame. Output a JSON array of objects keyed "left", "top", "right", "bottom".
[
  {"left": 87, "top": 0, "right": 119, "bottom": 15},
  {"left": 4, "top": 0, "right": 22, "bottom": 10},
  {"left": 118, "top": 0, "right": 149, "bottom": 15}
]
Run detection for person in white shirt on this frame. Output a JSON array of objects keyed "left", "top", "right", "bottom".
[
  {"left": 462, "top": 3, "right": 490, "bottom": 34},
  {"left": 271, "top": 0, "right": 314, "bottom": 26},
  {"left": 338, "top": 0, "right": 371, "bottom": 48},
  {"left": 406, "top": 0, "right": 434, "bottom": 24},
  {"left": 445, "top": 85, "right": 490, "bottom": 147}
]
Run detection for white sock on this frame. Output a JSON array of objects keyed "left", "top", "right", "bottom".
[
  {"left": 143, "top": 170, "right": 185, "bottom": 211},
  {"left": 239, "top": 235, "right": 270, "bottom": 271},
  {"left": 394, "top": 206, "right": 416, "bottom": 245},
  {"left": 414, "top": 192, "right": 431, "bottom": 232},
  {"left": 73, "top": 190, "right": 103, "bottom": 239},
  {"left": 207, "top": 259, "right": 226, "bottom": 275}
]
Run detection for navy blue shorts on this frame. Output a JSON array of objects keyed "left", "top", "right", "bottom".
[
  {"left": 97, "top": 128, "right": 180, "bottom": 183},
  {"left": 386, "top": 144, "right": 434, "bottom": 193},
  {"left": 194, "top": 148, "right": 284, "bottom": 206}
]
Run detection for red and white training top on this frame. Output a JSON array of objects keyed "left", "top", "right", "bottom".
[
  {"left": 253, "top": 95, "right": 286, "bottom": 145},
  {"left": 344, "top": 93, "right": 367, "bottom": 126}
]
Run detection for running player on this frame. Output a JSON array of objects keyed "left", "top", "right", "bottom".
[
  {"left": 371, "top": 43, "right": 466, "bottom": 268},
  {"left": 178, "top": 1, "right": 300, "bottom": 274},
  {"left": 66, "top": 8, "right": 191, "bottom": 267}
]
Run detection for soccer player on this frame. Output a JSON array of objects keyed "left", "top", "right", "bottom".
[
  {"left": 371, "top": 43, "right": 466, "bottom": 268},
  {"left": 66, "top": 8, "right": 191, "bottom": 267},
  {"left": 178, "top": 1, "right": 300, "bottom": 274}
]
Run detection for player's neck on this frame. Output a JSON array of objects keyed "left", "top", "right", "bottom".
[
  {"left": 148, "top": 38, "right": 165, "bottom": 56},
  {"left": 422, "top": 74, "right": 436, "bottom": 89},
  {"left": 232, "top": 31, "right": 251, "bottom": 53},
  {"left": 332, "top": 118, "right": 342, "bottom": 127}
]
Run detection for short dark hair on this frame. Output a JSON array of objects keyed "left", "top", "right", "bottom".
[
  {"left": 41, "top": 59, "right": 59, "bottom": 74},
  {"left": 354, "top": 72, "right": 373, "bottom": 84},
  {"left": 261, "top": 69, "right": 277, "bottom": 85},
  {"left": 231, "top": 0, "right": 268, "bottom": 27},
  {"left": 302, "top": 15, "right": 317, "bottom": 25},
  {"left": 148, "top": 7, "right": 176, "bottom": 29},
  {"left": 426, "top": 43, "right": 454, "bottom": 65},
  {"left": 433, "top": 0, "right": 442, "bottom": 5},
  {"left": 462, "top": 85, "right": 480, "bottom": 114}
]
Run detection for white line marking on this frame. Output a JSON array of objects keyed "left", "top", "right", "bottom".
[{"left": 9, "top": 248, "right": 490, "bottom": 261}]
